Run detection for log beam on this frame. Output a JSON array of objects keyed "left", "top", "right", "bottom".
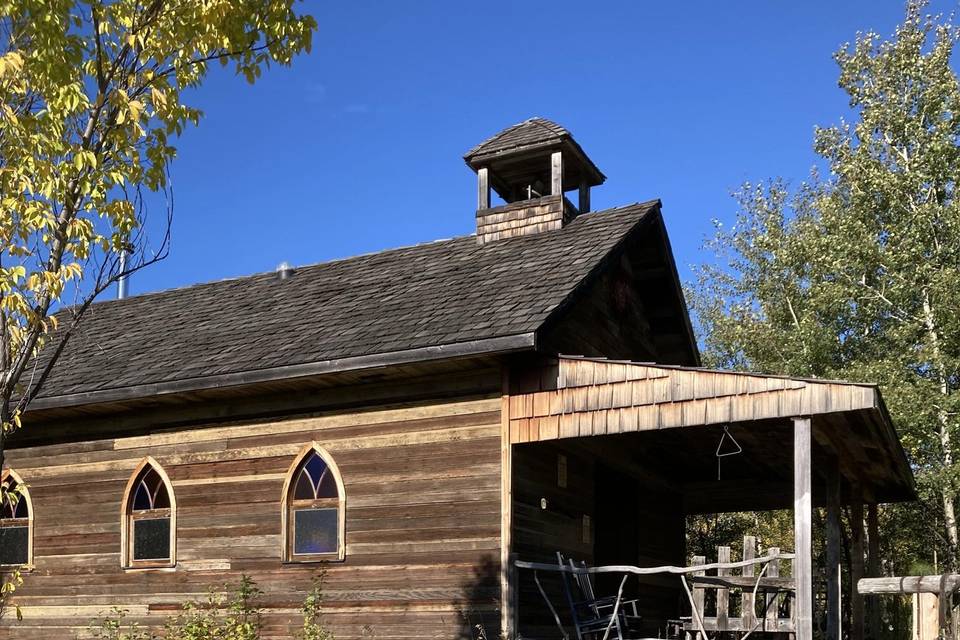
[{"left": 858, "top": 575, "right": 960, "bottom": 595}]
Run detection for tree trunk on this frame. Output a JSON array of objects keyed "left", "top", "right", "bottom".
[{"left": 923, "top": 290, "right": 959, "bottom": 567}]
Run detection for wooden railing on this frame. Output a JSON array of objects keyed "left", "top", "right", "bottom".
[
  {"left": 684, "top": 536, "right": 796, "bottom": 638},
  {"left": 511, "top": 536, "right": 796, "bottom": 639}
]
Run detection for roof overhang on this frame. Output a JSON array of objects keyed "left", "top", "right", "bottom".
[
  {"left": 26, "top": 332, "right": 537, "bottom": 413},
  {"left": 508, "top": 357, "right": 916, "bottom": 510}
]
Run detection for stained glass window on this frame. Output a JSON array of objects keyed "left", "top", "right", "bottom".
[
  {"left": 125, "top": 462, "right": 174, "bottom": 567},
  {"left": 286, "top": 448, "right": 343, "bottom": 561},
  {"left": 0, "top": 472, "right": 30, "bottom": 566}
]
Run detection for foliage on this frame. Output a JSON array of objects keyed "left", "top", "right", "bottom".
[
  {"left": 686, "top": 510, "right": 794, "bottom": 562},
  {"left": 691, "top": 0, "right": 960, "bottom": 570},
  {"left": 0, "top": 0, "right": 315, "bottom": 610},
  {"left": 88, "top": 607, "right": 157, "bottom": 640},
  {"left": 297, "top": 573, "right": 334, "bottom": 640},
  {"left": 0, "top": 0, "right": 316, "bottom": 452},
  {"left": 164, "top": 575, "right": 263, "bottom": 640},
  {"left": 82, "top": 577, "right": 342, "bottom": 639},
  {"left": 0, "top": 568, "right": 22, "bottom": 623},
  {"left": 0, "top": 474, "right": 24, "bottom": 622}
]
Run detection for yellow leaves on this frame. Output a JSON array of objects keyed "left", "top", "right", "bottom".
[
  {"left": 72, "top": 149, "right": 97, "bottom": 171},
  {"left": 151, "top": 86, "right": 168, "bottom": 110},
  {"left": 0, "top": 51, "right": 24, "bottom": 79},
  {"left": 128, "top": 99, "right": 143, "bottom": 122},
  {"left": 0, "top": 0, "right": 317, "bottom": 420}
]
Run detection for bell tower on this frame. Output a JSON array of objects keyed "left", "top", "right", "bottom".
[{"left": 464, "top": 118, "right": 606, "bottom": 244}]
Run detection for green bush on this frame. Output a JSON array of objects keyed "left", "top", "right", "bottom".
[
  {"left": 85, "top": 575, "right": 336, "bottom": 640},
  {"left": 297, "top": 574, "right": 333, "bottom": 640},
  {"left": 164, "top": 575, "right": 263, "bottom": 640},
  {"left": 88, "top": 607, "right": 156, "bottom": 640}
]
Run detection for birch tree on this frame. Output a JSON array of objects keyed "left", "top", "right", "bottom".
[{"left": 693, "top": 0, "right": 960, "bottom": 566}]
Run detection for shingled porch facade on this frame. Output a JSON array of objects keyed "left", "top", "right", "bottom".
[{"left": 0, "top": 119, "right": 914, "bottom": 640}]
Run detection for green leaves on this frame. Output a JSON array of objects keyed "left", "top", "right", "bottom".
[{"left": 692, "top": 0, "right": 960, "bottom": 569}]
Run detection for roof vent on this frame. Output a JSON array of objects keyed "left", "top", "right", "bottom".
[{"left": 276, "top": 261, "right": 295, "bottom": 281}]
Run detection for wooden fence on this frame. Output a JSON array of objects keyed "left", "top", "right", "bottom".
[{"left": 685, "top": 536, "right": 796, "bottom": 638}]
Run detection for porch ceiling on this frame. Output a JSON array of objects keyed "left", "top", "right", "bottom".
[{"left": 508, "top": 357, "right": 915, "bottom": 511}]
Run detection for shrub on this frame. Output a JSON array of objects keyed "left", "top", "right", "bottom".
[
  {"left": 88, "top": 607, "right": 156, "bottom": 640},
  {"left": 297, "top": 574, "right": 333, "bottom": 640},
  {"left": 85, "top": 575, "right": 340, "bottom": 640},
  {"left": 164, "top": 575, "right": 263, "bottom": 640}
]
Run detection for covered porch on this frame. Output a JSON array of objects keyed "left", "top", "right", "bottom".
[{"left": 502, "top": 357, "right": 915, "bottom": 639}]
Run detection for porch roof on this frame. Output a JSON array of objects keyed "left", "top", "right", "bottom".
[{"left": 508, "top": 357, "right": 915, "bottom": 511}]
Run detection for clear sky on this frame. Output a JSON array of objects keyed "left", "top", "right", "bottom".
[{"left": 126, "top": 1, "right": 955, "bottom": 297}]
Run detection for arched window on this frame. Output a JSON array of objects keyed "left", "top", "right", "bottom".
[
  {"left": 282, "top": 444, "right": 345, "bottom": 562},
  {"left": 0, "top": 469, "right": 32, "bottom": 567},
  {"left": 121, "top": 458, "right": 176, "bottom": 568}
]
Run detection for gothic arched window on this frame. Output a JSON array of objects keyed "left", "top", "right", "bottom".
[
  {"left": 122, "top": 458, "right": 176, "bottom": 568},
  {"left": 282, "top": 444, "right": 345, "bottom": 562},
  {"left": 0, "top": 469, "right": 32, "bottom": 567}
]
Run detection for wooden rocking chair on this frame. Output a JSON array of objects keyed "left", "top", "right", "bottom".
[{"left": 557, "top": 552, "right": 643, "bottom": 639}]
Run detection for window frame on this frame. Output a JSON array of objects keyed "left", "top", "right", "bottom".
[
  {"left": 120, "top": 457, "right": 177, "bottom": 570},
  {"left": 0, "top": 469, "right": 33, "bottom": 570},
  {"left": 281, "top": 443, "right": 345, "bottom": 563}
]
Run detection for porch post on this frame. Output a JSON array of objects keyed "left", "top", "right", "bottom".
[
  {"left": 825, "top": 461, "right": 842, "bottom": 640},
  {"left": 794, "top": 417, "right": 813, "bottom": 640},
  {"left": 867, "top": 503, "right": 881, "bottom": 639},
  {"left": 850, "top": 496, "right": 866, "bottom": 640}
]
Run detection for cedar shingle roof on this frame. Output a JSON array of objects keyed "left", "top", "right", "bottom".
[
  {"left": 35, "top": 201, "right": 660, "bottom": 402},
  {"left": 464, "top": 117, "right": 570, "bottom": 160}
]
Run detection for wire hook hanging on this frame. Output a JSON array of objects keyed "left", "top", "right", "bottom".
[{"left": 715, "top": 425, "right": 743, "bottom": 480}]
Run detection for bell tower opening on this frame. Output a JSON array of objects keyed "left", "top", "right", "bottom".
[{"left": 464, "top": 118, "right": 606, "bottom": 244}]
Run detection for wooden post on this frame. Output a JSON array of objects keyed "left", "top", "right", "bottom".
[
  {"left": 578, "top": 180, "right": 590, "bottom": 213},
  {"left": 717, "top": 546, "right": 730, "bottom": 631},
  {"left": 767, "top": 546, "right": 781, "bottom": 631},
  {"left": 794, "top": 416, "right": 813, "bottom": 640},
  {"left": 551, "top": 151, "right": 563, "bottom": 197},
  {"left": 742, "top": 536, "right": 756, "bottom": 632},
  {"left": 914, "top": 592, "right": 939, "bottom": 640},
  {"left": 867, "top": 503, "right": 881, "bottom": 639},
  {"left": 693, "top": 555, "right": 706, "bottom": 638},
  {"left": 478, "top": 167, "right": 490, "bottom": 210},
  {"left": 826, "top": 462, "right": 842, "bottom": 640},
  {"left": 850, "top": 499, "right": 866, "bottom": 640}
]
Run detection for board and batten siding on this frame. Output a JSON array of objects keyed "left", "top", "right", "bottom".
[{"left": 2, "top": 393, "right": 503, "bottom": 639}]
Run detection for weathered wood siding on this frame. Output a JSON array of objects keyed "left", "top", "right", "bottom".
[{"left": 2, "top": 391, "right": 502, "bottom": 639}]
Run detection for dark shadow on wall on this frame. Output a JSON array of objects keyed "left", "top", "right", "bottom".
[{"left": 456, "top": 555, "right": 501, "bottom": 640}]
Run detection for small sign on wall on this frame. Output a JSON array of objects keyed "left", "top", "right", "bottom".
[{"left": 557, "top": 453, "right": 568, "bottom": 488}]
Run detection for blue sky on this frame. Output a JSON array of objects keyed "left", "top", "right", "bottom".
[{"left": 128, "top": 1, "right": 953, "bottom": 297}]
